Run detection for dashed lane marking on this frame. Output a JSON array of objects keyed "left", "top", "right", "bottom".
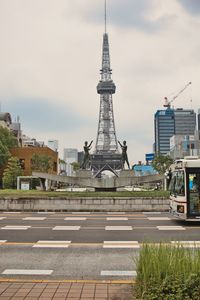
[
  {"left": 148, "top": 217, "right": 171, "bottom": 221},
  {"left": 1, "top": 226, "right": 31, "bottom": 230},
  {"left": 157, "top": 226, "right": 185, "bottom": 231},
  {"left": 2, "top": 269, "right": 53, "bottom": 275},
  {"left": 64, "top": 217, "right": 87, "bottom": 221},
  {"left": 0, "top": 217, "right": 6, "bottom": 220},
  {"left": 1, "top": 241, "right": 200, "bottom": 248},
  {"left": 101, "top": 270, "right": 137, "bottom": 277},
  {"left": 33, "top": 241, "right": 71, "bottom": 248},
  {"left": 37, "top": 212, "right": 55, "bottom": 214},
  {"left": 72, "top": 212, "right": 91, "bottom": 214},
  {"left": 52, "top": 226, "right": 80, "bottom": 230},
  {"left": 3, "top": 212, "right": 21, "bottom": 214},
  {"left": 106, "top": 217, "right": 128, "bottom": 221},
  {"left": 22, "top": 217, "right": 47, "bottom": 221},
  {"left": 143, "top": 212, "right": 161, "bottom": 215},
  {"left": 107, "top": 212, "right": 126, "bottom": 214},
  {"left": 105, "top": 226, "right": 132, "bottom": 231},
  {"left": 103, "top": 241, "right": 140, "bottom": 248}
]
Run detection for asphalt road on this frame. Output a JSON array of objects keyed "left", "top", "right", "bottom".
[{"left": 0, "top": 211, "right": 199, "bottom": 280}]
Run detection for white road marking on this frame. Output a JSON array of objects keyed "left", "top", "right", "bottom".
[
  {"left": 2, "top": 269, "right": 53, "bottom": 275},
  {"left": 3, "top": 212, "right": 21, "bottom": 214},
  {"left": 105, "top": 226, "right": 132, "bottom": 231},
  {"left": 0, "top": 240, "right": 7, "bottom": 243},
  {"left": 23, "top": 217, "right": 46, "bottom": 221},
  {"left": 37, "top": 212, "right": 55, "bottom": 214},
  {"left": 171, "top": 241, "right": 200, "bottom": 248},
  {"left": 103, "top": 241, "right": 140, "bottom": 248},
  {"left": 143, "top": 212, "right": 161, "bottom": 215},
  {"left": 52, "top": 226, "right": 80, "bottom": 230},
  {"left": 148, "top": 217, "right": 170, "bottom": 221},
  {"left": 0, "top": 217, "right": 6, "bottom": 220},
  {"left": 106, "top": 217, "right": 128, "bottom": 221},
  {"left": 157, "top": 226, "right": 185, "bottom": 231},
  {"left": 107, "top": 212, "right": 126, "bottom": 214},
  {"left": 1, "top": 226, "right": 31, "bottom": 230},
  {"left": 33, "top": 241, "right": 71, "bottom": 248},
  {"left": 101, "top": 270, "right": 137, "bottom": 276},
  {"left": 72, "top": 212, "right": 90, "bottom": 214},
  {"left": 64, "top": 217, "right": 87, "bottom": 221}
]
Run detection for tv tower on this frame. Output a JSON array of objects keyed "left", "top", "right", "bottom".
[{"left": 91, "top": 0, "right": 122, "bottom": 176}]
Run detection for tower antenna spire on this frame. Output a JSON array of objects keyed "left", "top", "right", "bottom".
[{"left": 105, "top": 0, "right": 107, "bottom": 33}]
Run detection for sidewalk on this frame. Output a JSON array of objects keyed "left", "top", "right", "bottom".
[{"left": 0, "top": 280, "right": 133, "bottom": 300}]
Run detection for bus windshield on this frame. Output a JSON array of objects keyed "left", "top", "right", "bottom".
[{"left": 169, "top": 170, "right": 185, "bottom": 196}]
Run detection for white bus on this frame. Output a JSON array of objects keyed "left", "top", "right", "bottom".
[{"left": 168, "top": 156, "right": 200, "bottom": 221}]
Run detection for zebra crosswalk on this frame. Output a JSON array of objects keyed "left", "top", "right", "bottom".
[{"left": 0, "top": 224, "right": 188, "bottom": 231}]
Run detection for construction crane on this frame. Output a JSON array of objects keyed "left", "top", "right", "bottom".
[{"left": 163, "top": 81, "right": 192, "bottom": 109}]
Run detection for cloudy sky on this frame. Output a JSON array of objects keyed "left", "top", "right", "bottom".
[{"left": 0, "top": 0, "right": 200, "bottom": 165}]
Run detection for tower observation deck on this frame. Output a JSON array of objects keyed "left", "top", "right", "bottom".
[{"left": 91, "top": 2, "right": 122, "bottom": 176}]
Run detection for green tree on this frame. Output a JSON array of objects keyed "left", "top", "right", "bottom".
[
  {"left": 0, "top": 127, "right": 18, "bottom": 167},
  {"left": 31, "top": 153, "right": 52, "bottom": 172},
  {"left": 0, "top": 140, "right": 10, "bottom": 167},
  {"left": 71, "top": 161, "right": 80, "bottom": 171},
  {"left": 152, "top": 154, "right": 173, "bottom": 175},
  {"left": 2, "top": 157, "right": 23, "bottom": 189}
]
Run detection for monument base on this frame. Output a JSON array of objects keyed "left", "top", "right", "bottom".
[
  {"left": 91, "top": 153, "right": 122, "bottom": 177},
  {"left": 119, "top": 170, "right": 135, "bottom": 177},
  {"left": 75, "top": 170, "right": 92, "bottom": 178}
]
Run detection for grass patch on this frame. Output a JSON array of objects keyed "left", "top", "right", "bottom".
[
  {"left": 0, "top": 189, "right": 169, "bottom": 198},
  {"left": 135, "top": 243, "right": 200, "bottom": 299}
]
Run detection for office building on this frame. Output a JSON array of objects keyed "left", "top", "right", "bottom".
[
  {"left": 169, "top": 134, "right": 200, "bottom": 160},
  {"left": 154, "top": 108, "right": 196, "bottom": 155},
  {"left": 63, "top": 148, "right": 78, "bottom": 176}
]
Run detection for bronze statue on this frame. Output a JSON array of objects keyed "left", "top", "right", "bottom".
[
  {"left": 118, "top": 140, "right": 130, "bottom": 169},
  {"left": 81, "top": 140, "right": 93, "bottom": 169}
]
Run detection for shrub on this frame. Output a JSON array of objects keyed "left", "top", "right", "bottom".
[{"left": 135, "top": 243, "right": 200, "bottom": 299}]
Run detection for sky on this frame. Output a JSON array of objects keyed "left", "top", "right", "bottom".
[{"left": 0, "top": 0, "right": 200, "bottom": 165}]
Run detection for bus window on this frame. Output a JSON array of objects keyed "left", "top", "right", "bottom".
[
  {"left": 188, "top": 173, "right": 200, "bottom": 216},
  {"left": 169, "top": 171, "right": 185, "bottom": 196}
]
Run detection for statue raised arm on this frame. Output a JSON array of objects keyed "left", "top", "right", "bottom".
[
  {"left": 81, "top": 140, "right": 93, "bottom": 169},
  {"left": 118, "top": 140, "right": 130, "bottom": 169}
]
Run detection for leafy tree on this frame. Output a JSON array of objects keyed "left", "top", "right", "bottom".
[
  {"left": 0, "top": 127, "right": 18, "bottom": 167},
  {"left": 31, "top": 153, "right": 52, "bottom": 172},
  {"left": 152, "top": 154, "right": 173, "bottom": 175},
  {"left": 0, "top": 140, "right": 10, "bottom": 167},
  {"left": 2, "top": 157, "right": 23, "bottom": 189},
  {"left": 71, "top": 161, "right": 80, "bottom": 171}
]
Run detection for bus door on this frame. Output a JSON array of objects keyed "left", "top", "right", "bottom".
[{"left": 187, "top": 169, "right": 200, "bottom": 218}]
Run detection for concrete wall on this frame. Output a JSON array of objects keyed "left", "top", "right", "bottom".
[{"left": 0, "top": 197, "right": 169, "bottom": 212}]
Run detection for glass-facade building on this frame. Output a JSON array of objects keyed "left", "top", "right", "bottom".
[{"left": 154, "top": 108, "right": 196, "bottom": 155}]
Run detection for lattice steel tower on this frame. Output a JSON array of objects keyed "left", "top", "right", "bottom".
[{"left": 91, "top": 0, "right": 122, "bottom": 176}]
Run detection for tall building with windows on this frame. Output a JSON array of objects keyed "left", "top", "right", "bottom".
[
  {"left": 154, "top": 108, "right": 196, "bottom": 155},
  {"left": 174, "top": 109, "right": 196, "bottom": 135}
]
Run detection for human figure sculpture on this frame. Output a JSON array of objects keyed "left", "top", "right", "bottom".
[
  {"left": 118, "top": 140, "right": 130, "bottom": 169},
  {"left": 81, "top": 140, "right": 93, "bottom": 169}
]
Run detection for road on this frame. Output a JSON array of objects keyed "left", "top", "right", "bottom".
[{"left": 0, "top": 210, "right": 200, "bottom": 281}]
